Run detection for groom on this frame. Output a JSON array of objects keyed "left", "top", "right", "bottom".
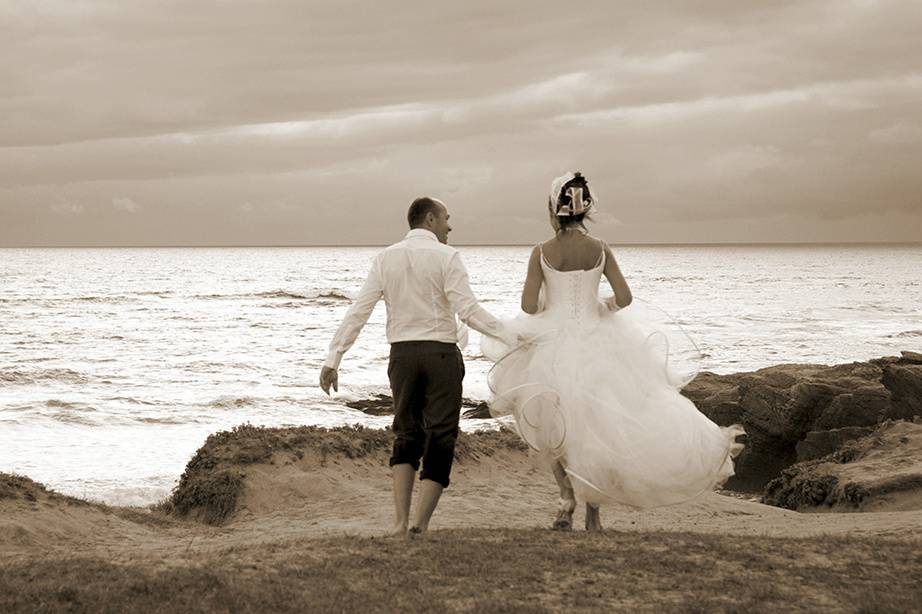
[{"left": 319, "top": 197, "right": 514, "bottom": 535}]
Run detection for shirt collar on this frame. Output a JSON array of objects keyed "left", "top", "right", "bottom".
[{"left": 405, "top": 228, "right": 439, "bottom": 242}]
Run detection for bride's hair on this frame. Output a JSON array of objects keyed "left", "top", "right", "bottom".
[{"left": 550, "top": 172, "right": 593, "bottom": 233}]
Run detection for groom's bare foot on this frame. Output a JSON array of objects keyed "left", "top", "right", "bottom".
[
  {"left": 391, "top": 522, "right": 408, "bottom": 536},
  {"left": 407, "top": 526, "right": 425, "bottom": 540},
  {"left": 585, "top": 504, "right": 602, "bottom": 532}
]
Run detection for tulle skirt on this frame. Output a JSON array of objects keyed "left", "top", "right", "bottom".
[{"left": 482, "top": 300, "right": 744, "bottom": 509}]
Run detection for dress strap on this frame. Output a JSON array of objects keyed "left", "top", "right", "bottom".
[{"left": 594, "top": 239, "right": 606, "bottom": 268}]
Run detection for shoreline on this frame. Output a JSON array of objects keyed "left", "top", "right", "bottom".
[
  {"left": 4, "top": 352, "right": 922, "bottom": 532},
  {"left": 5, "top": 351, "right": 922, "bottom": 509}
]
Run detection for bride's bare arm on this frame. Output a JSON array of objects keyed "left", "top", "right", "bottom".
[
  {"left": 602, "top": 243, "right": 632, "bottom": 308},
  {"left": 521, "top": 245, "right": 544, "bottom": 314}
]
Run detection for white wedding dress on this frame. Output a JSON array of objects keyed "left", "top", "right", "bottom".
[{"left": 482, "top": 247, "right": 744, "bottom": 509}]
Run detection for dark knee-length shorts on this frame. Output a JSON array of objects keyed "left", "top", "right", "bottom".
[{"left": 387, "top": 340, "right": 464, "bottom": 488}]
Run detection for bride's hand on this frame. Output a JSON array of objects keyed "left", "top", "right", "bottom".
[{"left": 604, "top": 295, "right": 622, "bottom": 312}]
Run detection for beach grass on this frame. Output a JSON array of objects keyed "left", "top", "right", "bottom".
[{"left": 2, "top": 529, "right": 919, "bottom": 613}]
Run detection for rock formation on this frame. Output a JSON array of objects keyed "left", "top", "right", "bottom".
[
  {"left": 683, "top": 352, "right": 922, "bottom": 491},
  {"left": 345, "top": 393, "right": 490, "bottom": 418},
  {"left": 762, "top": 420, "right": 922, "bottom": 511}
]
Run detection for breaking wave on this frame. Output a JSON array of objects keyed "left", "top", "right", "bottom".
[
  {"left": 887, "top": 330, "right": 922, "bottom": 338},
  {"left": 192, "top": 290, "right": 352, "bottom": 302},
  {"left": 208, "top": 395, "right": 258, "bottom": 409},
  {"left": 0, "top": 368, "right": 90, "bottom": 385}
]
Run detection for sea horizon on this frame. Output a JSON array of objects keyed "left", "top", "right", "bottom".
[{"left": 3, "top": 240, "right": 921, "bottom": 249}]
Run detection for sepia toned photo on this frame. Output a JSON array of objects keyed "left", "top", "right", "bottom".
[{"left": 2, "top": 1, "right": 921, "bottom": 612}]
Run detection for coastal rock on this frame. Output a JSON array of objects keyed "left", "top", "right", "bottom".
[
  {"left": 462, "top": 401, "right": 491, "bottom": 419},
  {"left": 882, "top": 364, "right": 922, "bottom": 420},
  {"left": 762, "top": 421, "right": 922, "bottom": 511},
  {"left": 682, "top": 353, "right": 922, "bottom": 491},
  {"left": 813, "top": 386, "right": 890, "bottom": 430},
  {"left": 344, "top": 394, "right": 393, "bottom": 416},
  {"left": 345, "top": 394, "right": 492, "bottom": 419},
  {"left": 795, "top": 426, "right": 875, "bottom": 462}
]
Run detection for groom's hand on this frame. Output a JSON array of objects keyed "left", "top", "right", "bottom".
[{"left": 319, "top": 366, "right": 339, "bottom": 395}]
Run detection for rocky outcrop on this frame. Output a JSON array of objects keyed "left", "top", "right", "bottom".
[
  {"left": 762, "top": 420, "right": 922, "bottom": 511},
  {"left": 795, "top": 426, "right": 874, "bottom": 462},
  {"left": 683, "top": 353, "right": 922, "bottom": 491},
  {"left": 882, "top": 362, "right": 922, "bottom": 420},
  {"left": 345, "top": 394, "right": 491, "bottom": 419},
  {"left": 344, "top": 394, "right": 394, "bottom": 416}
]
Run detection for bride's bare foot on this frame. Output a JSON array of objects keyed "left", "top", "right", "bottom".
[
  {"left": 585, "top": 503, "right": 602, "bottom": 532},
  {"left": 552, "top": 498, "right": 576, "bottom": 531},
  {"left": 407, "top": 526, "right": 425, "bottom": 540},
  {"left": 392, "top": 523, "right": 408, "bottom": 536}
]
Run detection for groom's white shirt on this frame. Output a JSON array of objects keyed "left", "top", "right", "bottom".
[{"left": 323, "top": 228, "right": 512, "bottom": 370}]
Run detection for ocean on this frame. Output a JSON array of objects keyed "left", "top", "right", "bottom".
[{"left": 1, "top": 244, "right": 920, "bottom": 505}]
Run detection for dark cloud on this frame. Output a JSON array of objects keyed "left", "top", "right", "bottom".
[{"left": 1, "top": 0, "right": 920, "bottom": 246}]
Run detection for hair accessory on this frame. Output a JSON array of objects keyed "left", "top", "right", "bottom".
[{"left": 549, "top": 171, "right": 595, "bottom": 216}]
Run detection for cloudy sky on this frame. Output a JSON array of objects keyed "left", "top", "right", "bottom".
[{"left": 2, "top": 0, "right": 921, "bottom": 246}]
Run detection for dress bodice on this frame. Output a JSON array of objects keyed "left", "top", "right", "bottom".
[{"left": 539, "top": 246, "right": 605, "bottom": 326}]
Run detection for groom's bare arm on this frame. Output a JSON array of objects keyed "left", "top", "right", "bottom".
[{"left": 521, "top": 245, "right": 544, "bottom": 314}]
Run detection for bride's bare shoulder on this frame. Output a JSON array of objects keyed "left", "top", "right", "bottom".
[
  {"left": 587, "top": 234, "right": 613, "bottom": 251},
  {"left": 538, "top": 237, "right": 558, "bottom": 255}
]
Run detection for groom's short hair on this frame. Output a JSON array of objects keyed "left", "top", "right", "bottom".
[{"left": 407, "top": 197, "right": 443, "bottom": 228}]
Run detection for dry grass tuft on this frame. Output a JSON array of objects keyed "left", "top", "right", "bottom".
[
  {"left": 0, "top": 473, "right": 90, "bottom": 507},
  {"left": 0, "top": 473, "right": 48, "bottom": 501}
]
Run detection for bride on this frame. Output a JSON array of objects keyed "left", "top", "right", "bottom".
[{"left": 482, "top": 171, "right": 744, "bottom": 531}]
